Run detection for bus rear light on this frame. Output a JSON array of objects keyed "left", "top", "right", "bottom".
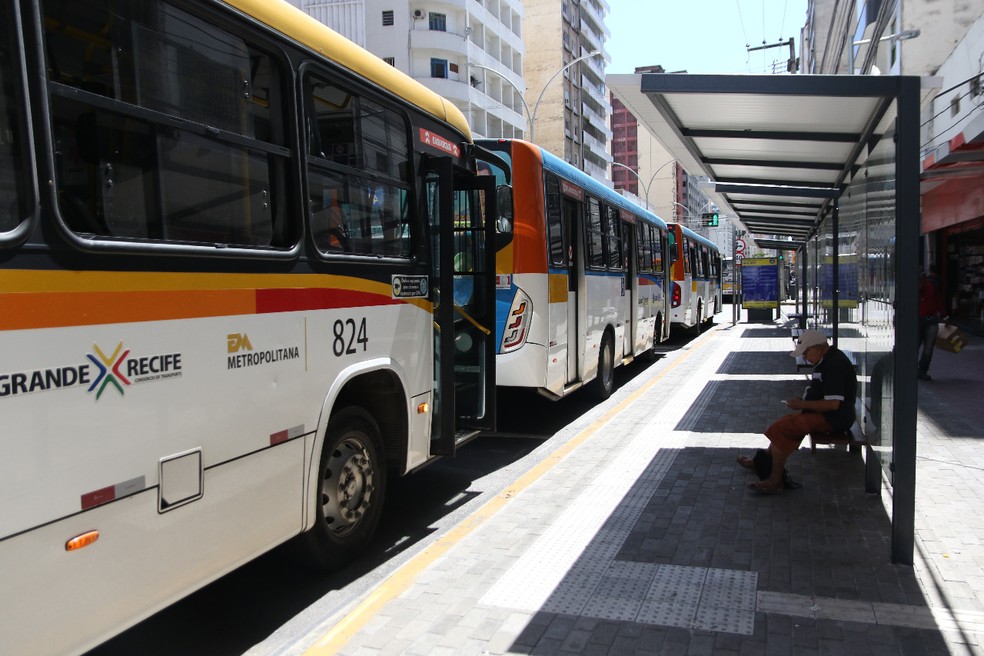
[
  {"left": 417, "top": 402, "right": 430, "bottom": 414},
  {"left": 671, "top": 282, "right": 682, "bottom": 308},
  {"left": 501, "top": 291, "right": 532, "bottom": 353},
  {"left": 65, "top": 530, "right": 100, "bottom": 552}
]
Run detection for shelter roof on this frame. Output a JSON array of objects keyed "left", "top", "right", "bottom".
[{"left": 607, "top": 74, "right": 907, "bottom": 250}]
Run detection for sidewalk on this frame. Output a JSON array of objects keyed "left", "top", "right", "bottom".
[{"left": 281, "top": 313, "right": 984, "bottom": 656}]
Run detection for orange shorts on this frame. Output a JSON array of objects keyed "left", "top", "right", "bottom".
[{"left": 764, "top": 412, "right": 834, "bottom": 455}]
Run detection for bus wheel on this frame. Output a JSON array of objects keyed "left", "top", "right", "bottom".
[
  {"left": 304, "top": 407, "right": 386, "bottom": 570},
  {"left": 689, "top": 302, "right": 703, "bottom": 335},
  {"left": 593, "top": 334, "right": 615, "bottom": 401}
]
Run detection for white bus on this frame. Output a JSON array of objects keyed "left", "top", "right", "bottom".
[
  {"left": 477, "top": 139, "right": 671, "bottom": 402},
  {"left": 0, "top": 1, "right": 504, "bottom": 653},
  {"left": 667, "top": 223, "right": 723, "bottom": 333}
]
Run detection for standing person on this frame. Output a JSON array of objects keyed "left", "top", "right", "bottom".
[
  {"left": 918, "top": 266, "right": 945, "bottom": 381},
  {"left": 737, "top": 330, "right": 857, "bottom": 494}
]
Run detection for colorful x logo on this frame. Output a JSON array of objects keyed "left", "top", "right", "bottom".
[{"left": 87, "top": 342, "right": 131, "bottom": 399}]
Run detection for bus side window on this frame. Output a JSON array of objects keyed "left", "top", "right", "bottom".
[
  {"left": 586, "top": 196, "right": 604, "bottom": 268},
  {"left": 304, "top": 74, "right": 411, "bottom": 258},
  {"left": 636, "top": 223, "right": 651, "bottom": 273},
  {"left": 545, "top": 175, "right": 565, "bottom": 265},
  {"left": 653, "top": 228, "right": 664, "bottom": 273},
  {"left": 0, "top": 16, "right": 33, "bottom": 240},
  {"left": 45, "top": 0, "right": 290, "bottom": 249},
  {"left": 604, "top": 204, "right": 622, "bottom": 271}
]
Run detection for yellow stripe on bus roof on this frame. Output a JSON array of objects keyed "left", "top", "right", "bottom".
[{"left": 224, "top": 0, "right": 472, "bottom": 141}]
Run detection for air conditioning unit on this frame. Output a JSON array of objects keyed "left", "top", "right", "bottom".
[{"left": 413, "top": 9, "right": 425, "bottom": 19}]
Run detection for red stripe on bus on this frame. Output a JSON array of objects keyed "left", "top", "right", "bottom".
[
  {"left": 81, "top": 486, "right": 115, "bottom": 510},
  {"left": 254, "top": 287, "right": 399, "bottom": 313}
]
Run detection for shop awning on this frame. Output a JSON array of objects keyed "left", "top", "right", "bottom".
[
  {"left": 607, "top": 74, "right": 908, "bottom": 249},
  {"left": 920, "top": 109, "right": 984, "bottom": 191}
]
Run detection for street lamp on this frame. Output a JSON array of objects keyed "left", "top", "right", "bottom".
[
  {"left": 529, "top": 50, "right": 602, "bottom": 143},
  {"left": 465, "top": 61, "right": 531, "bottom": 137},
  {"left": 662, "top": 200, "right": 715, "bottom": 227},
  {"left": 611, "top": 159, "right": 677, "bottom": 212}
]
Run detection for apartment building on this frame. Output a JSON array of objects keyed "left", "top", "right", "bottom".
[
  {"left": 610, "top": 92, "right": 681, "bottom": 219},
  {"left": 610, "top": 65, "right": 715, "bottom": 241},
  {"left": 803, "top": 0, "right": 984, "bottom": 330},
  {"left": 289, "top": 0, "right": 526, "bottom": 139},
  {"left": 522, "top": 0, "right": 612, "bottom": 179}
]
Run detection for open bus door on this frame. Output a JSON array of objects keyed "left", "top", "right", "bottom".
[{"left": 424, "top": 156, "right": 497, "bottom": 456}]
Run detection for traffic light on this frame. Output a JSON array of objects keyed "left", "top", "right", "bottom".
[{"left": 701, "top": 212, "right": 719, "bottom": 227}]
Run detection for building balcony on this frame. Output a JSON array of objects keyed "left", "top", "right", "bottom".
[
  {"left": 579, "top": 74, "right": 607, "bottom": 108},
  {"left": 578, "top": 19, "right": 602, "bottom": 51},
  {"left": 582, "top": 157, "right": 611, "bottom": 184},
  {"left": 581, "top": 129, "right": 607, "bottom": 156},
  {"left": 578, "top": 0, "right": 609, "bottom": 39},
  {"left": 410, "top": 27, "right": 474, "bottom": 57},
  {"left": 413, "top": 0, "right": 469, "bottom": 15},
  {"left": 420, "top": 76, "right": 525, "bottom": 131},
  {"left": 581, "top": 103, "right": 613, "bottom": 140}
]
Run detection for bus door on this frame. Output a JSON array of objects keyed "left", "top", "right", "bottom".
[
  {"left": 424, "top": 156, "right": 496, "bottom": 456},
  {"left": 682, "top": 238, "right": 694, "bottom": 322},
  {"left": 624, "top": 216, "right": 637, "bottom": 358},
  {"left": 562, "top": 195, "right": 582, "bottom": 384}
]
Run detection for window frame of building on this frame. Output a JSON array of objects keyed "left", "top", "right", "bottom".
[
  {"left": 428, "top": 13, "right": 447, "bottom": 32},
  {"left": 430, "top": 58, "right": 448, "bottom": 79}
]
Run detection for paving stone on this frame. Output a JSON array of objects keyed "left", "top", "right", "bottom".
[{"left": 300, "top": 318, "right": 984, "bottom": 656}]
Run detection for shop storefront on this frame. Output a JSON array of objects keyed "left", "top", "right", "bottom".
[{"left": 921, "top": 134, "right": 984, "bottom": 336}]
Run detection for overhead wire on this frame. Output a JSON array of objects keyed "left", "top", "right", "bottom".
[
  {"left": 736, "top": 0, "right": 750, "bottom": 48},
  {"left": 736, "top": 0, "right": 752, "bottom": 71},
  {"left": 762, "top": 0, "right": 766, "bottom": 44}
]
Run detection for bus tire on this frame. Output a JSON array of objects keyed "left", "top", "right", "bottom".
[
  {"left": 593, "top": 333, "right": 615, "bottom": 401},
  {"left": 303, "top": 407, "right": 386, "bottom": 571},
  {"left": 688, "top": 301, "right": 703, "bottom": 335}
]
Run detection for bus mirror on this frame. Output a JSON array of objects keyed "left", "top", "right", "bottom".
[{"left": 496, "top": 185, "right": 513, "bottom": 233}]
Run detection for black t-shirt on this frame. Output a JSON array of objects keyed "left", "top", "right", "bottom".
[{"left": 804, "top": 347, "right": 857, "bottom": 430}]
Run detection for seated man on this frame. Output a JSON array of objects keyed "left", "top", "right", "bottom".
[{"left": 738, "top": 329, "right": 857, "bottom": 494}]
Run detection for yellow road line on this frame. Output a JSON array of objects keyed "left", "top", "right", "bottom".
[{"left": 305, "top": 328, "right": 721, "bottom": 654}]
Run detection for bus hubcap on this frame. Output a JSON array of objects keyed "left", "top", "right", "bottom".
[{"left": 321, "top": 437, "right": 374, "bottom": 536}]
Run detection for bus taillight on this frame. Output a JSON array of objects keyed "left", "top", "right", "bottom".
[
  {"left": 671, "top": 282, "right": 682, "bottom": 308},
  {"left": 501, "top": 291, "right": 532, "bottom": 352}
]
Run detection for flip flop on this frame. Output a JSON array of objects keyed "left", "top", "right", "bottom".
[
  {"left": 747, "top": 481, "right": 783, "bottom": 495},
  {"left": 736, "top": 455, "right": 754, "bottom": 471}
]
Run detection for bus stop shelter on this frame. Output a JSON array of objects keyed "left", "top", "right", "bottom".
[{"left": 608, "top": 73, "right": 923, "bottom": 565}]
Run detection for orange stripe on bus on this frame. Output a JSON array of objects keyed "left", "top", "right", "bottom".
[
  {"left": 0, "top": 289, "right": 256, "bottom": 331},
  {"left": 0, "top": 270, "right": 431, "bottom": 331},
  {"left": 511, "top": 143, "right": 549, "bottom": 275}
]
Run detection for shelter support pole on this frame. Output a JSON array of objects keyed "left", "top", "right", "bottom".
[
  {"left": 892, "top": 77, "right": 921, "bottom": 566},
  {"left": 799, "top": 246, "right": 808, "bottom": 328},
  {"left": 832, "top": 204, "right": 840, "bottom": 349},
  {"left": 732, "top": 225, "right": 738, "bottom": 325}
]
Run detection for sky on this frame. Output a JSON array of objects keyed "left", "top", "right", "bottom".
[{"left": 605, "top": 1, "right": 808, "bottom": 75}]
